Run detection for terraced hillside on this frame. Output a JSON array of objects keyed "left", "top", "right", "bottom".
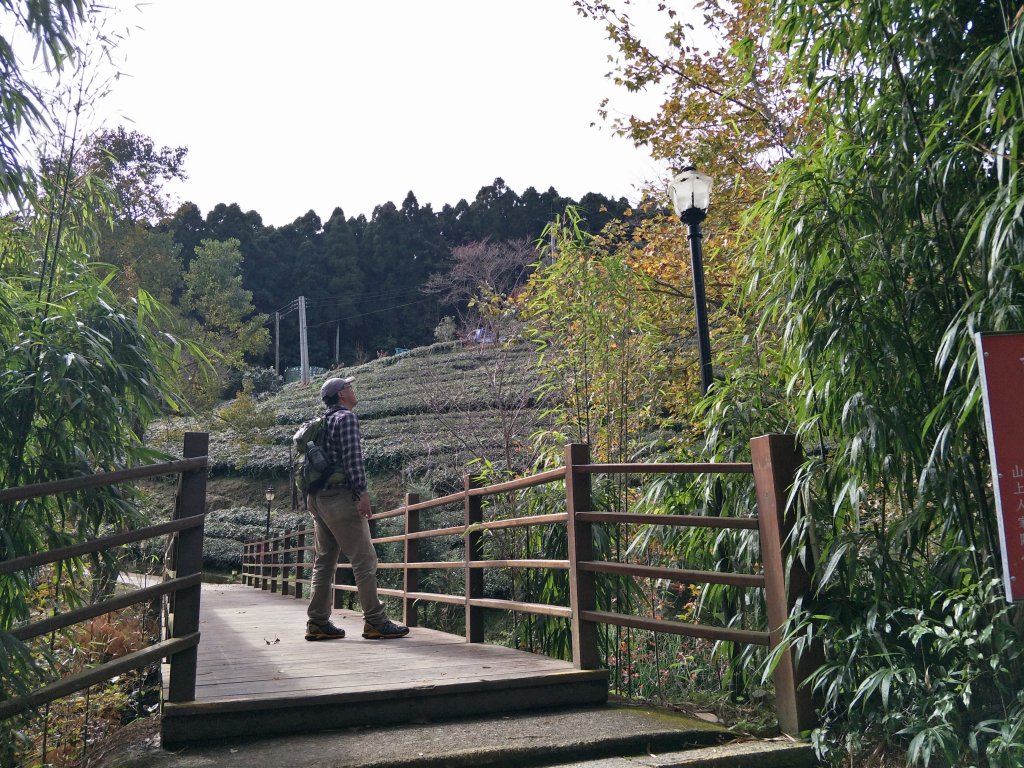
[{"left": 144, "top": 341, "right": 548, "bottom": 570}]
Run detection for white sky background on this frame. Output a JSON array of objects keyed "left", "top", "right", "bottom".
[{"left": 88, "top": 0, "right": 673, "bottom": 227}]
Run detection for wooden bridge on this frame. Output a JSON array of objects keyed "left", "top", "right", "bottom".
[
  {"left": 2, "top": 430, "right": 820, "bottom": 758},
  {"left": 160, "top": 581, "right": 607, "bottom": 746}
]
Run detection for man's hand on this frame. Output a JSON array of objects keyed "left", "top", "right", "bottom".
[{"left": 356, "top": 491, "right": 372, "bottom": 519}]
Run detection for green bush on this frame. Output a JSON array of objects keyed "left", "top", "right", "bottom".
[{"left": 242, "top": 367, "right": 282, "bottom": 396}]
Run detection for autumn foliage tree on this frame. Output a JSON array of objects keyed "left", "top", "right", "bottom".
[
  {"left": 521, "top": 209, "right": 669, "bottom": 464},
  {"left": 571, "top": 0, "right": 807, "bottom": 415}
]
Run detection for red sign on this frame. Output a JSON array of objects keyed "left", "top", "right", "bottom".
[{"left": 976, "top": 332, "right": 1024, "bottom": 602}]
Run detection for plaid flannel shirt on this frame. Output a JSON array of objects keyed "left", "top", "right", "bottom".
[{"left": 323, "top": 404, "right": 367, "bottom": 499}]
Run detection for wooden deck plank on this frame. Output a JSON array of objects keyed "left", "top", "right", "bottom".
[
  {"left": 189, "top": 656, "right": 576, "bottom": 693},
  {"left": 191, "top": 673, "right": 585, "bottom": 701},
  {"left": 194, "top": 653, "right": 568, "bottom": 687},
  {"left": 161, "top": 582, "right": 608, "bottom": 745}
]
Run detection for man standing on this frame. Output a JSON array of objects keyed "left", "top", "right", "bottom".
[{"left": 304, "top": 375, "right": 409, "bottom": 641}]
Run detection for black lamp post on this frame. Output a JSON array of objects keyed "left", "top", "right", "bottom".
[
  {"left": 668, "top": 166, "right": 714, "bottom": 395},
  {"left": 264, "top": 486, "right": 275, "bottom": 540}
]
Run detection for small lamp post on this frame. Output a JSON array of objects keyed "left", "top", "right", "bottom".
[
  {"left": 668, "top": 166, "right": 714, "bottom": 395},
  {"left": 264, "top": 486, "right": 275, "bottom": 540}
]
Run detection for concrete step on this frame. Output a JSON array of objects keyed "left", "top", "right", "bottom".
[{"left": 97, "top": 704, "right": 817, "bottom": 768}]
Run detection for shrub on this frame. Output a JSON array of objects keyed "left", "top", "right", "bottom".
[
  {"left": 242, "top": 367, "right": 282, "bottom": 396},
  {"left": 433, "top": 316, "right": 458, "bottom": 343}
]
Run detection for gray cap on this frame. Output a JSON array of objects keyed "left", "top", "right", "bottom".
[{"left": 320, "top": 376, "right": 355, "bottom": 400}]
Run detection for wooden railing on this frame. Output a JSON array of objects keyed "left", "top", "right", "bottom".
[
  {"left": 242, "top": 434, "right": 817, "bottom": 735},
  {"left": 0, "top": 432, "right": 209, "bottom": 720}
]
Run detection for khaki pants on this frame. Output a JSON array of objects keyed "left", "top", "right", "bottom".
[{"left": 306, "top": 487, "right": 386, "bottom": 627}]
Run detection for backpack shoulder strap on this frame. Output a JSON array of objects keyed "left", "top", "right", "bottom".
[{"left": 293, "top": 415, "right": 324, "bottom": 449}]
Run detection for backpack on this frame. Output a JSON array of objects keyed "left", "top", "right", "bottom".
[{"left": 292, "top": 416, "right": 334, "bottom": 500}]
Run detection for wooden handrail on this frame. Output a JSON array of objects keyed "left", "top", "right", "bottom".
[
  {"left": 369, "top": 467, "right": 566, "bottom": 518},
  {"left": 573, "top": 461, "right": 753, "bottom": 475},
  {"left": 397, "top": 589, "right": 464, "bottom": 606},
  {"left": 575, "top": 511, "right": 759, "bottom": 530},
  {"left": 468, "top": 598, "right": 571, "bottom": 618},
  {"left": 373, "top": 512, "right": 569, "bottom": 545},
  {"left": 0, "top": 456, "right": 208, "bottom": 504},
  {"left": 0, "top": 633, "right": 201, "bottom": 720},
  {"left": 401, "top": 524, "right": 466, "bottom": 542},
  {"left": 11, "top": 573, "right": 202, "bottom": 642},
  {"left": 375, "top": 558, "right": 570, "bottom": 571},
  {"left": 577, "top": 560, "right": 765, "bottom": 589},
  {"left": 401, "top": 489, "right": 466, "bottom": 513},
  {"left": 466, "top": 467, "right": 567, "bottom": 496},
  {"left": 0, "top": 516, "right": 205, "bottom": 575},
  {"left": 470, "top": 558, "right": 570, "bottom": 570},
  {"left": 475, "top": 512, "right": 567, "bottom": 530},
  {"left": 243, "top": 435, "right": 817, "bottom": 735},
  {"left": 579, "top": 610, "right": 770, "bottom": 646}
]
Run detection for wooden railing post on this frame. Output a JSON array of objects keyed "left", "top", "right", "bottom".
[
  {"left": 249, "top": 543, "right": 256, "bottom": 587},
  {"left": 276, "top": 536, "right": 284, "bottom": 593},
  {"left": 404, "top": 493, "right": 420, "bottom": 628},
  {"left": 566, "top": 443, "right": 600, "bottom": 669},
  {"left": 334, "top": 553, "right": 347, "bottom": 609},
  {"left": 166, "top": 431, "right": 208, "bottom": 703},
  {"left": 464, "top": 474, "right": 484, "bottom": 643},
  {"left": 261, "top": 540, "right": 269, "bottom": 591},
  {"left": 294, "top": 524, "right": 306, "bottom": 600},
  {"left": 245, "top": 543, "right": 254, "bottom": 586},
  {"left": 270, "top": 536, "right": 278, "bottom": 593},
  {"left": 281, "top": 529, "right": 292, "bottom": 596},
  {"left": 751, "top": 433, "right": 819, "bottom": 736}
]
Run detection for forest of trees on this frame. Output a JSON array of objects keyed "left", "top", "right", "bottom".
[{"left": 152, "top": 176, "right": 632, "bottom": 369}]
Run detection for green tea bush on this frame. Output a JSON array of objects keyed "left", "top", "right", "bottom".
[
  {"left": 147, "top": 341, "right": 540, "bottom": 490},
  {"left": 202, "top": 537, "right": 245, "bottom": 572}
]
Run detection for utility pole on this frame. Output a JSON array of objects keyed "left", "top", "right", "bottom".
[
  {"left": 335, "top": 323, "right": 340, "bottom": 365},
  {"left": 274, "top": 311, "right": 280, "bottom": 376},
  {"left": 298, "top": 295, "right": 310, "bottom": 385}
]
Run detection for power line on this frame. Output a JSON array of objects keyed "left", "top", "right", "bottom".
[
  {"left": 304, "top": 296, "right": 432, "bottom": 329},
  {"left": 274, "top": 293, "right": 437, "bottom": 377},
  {"left": 301, "top": 286, "right": 426, "bottom": 307},
  {"left": 275, "top": 288, "right": 431, "bottom": 320},
  {"left": 275, "top": 298, "right": 300, "bottom": 315}
]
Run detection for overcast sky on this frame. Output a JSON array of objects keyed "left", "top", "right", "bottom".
[{"left": 89, "top": 0, "right": 672, "bottom": 227}]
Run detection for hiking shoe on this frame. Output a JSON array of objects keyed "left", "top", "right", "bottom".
[
  {"left": 305, "top": 620, "right": 346, "bottom": 641},
  {"left": 362, "top": 619, "right": 409, "bottom": 640}
]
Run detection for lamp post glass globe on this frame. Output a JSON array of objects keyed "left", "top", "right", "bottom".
[{"left": 668, "top": 167, "right": 713, "bottom": 220}]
